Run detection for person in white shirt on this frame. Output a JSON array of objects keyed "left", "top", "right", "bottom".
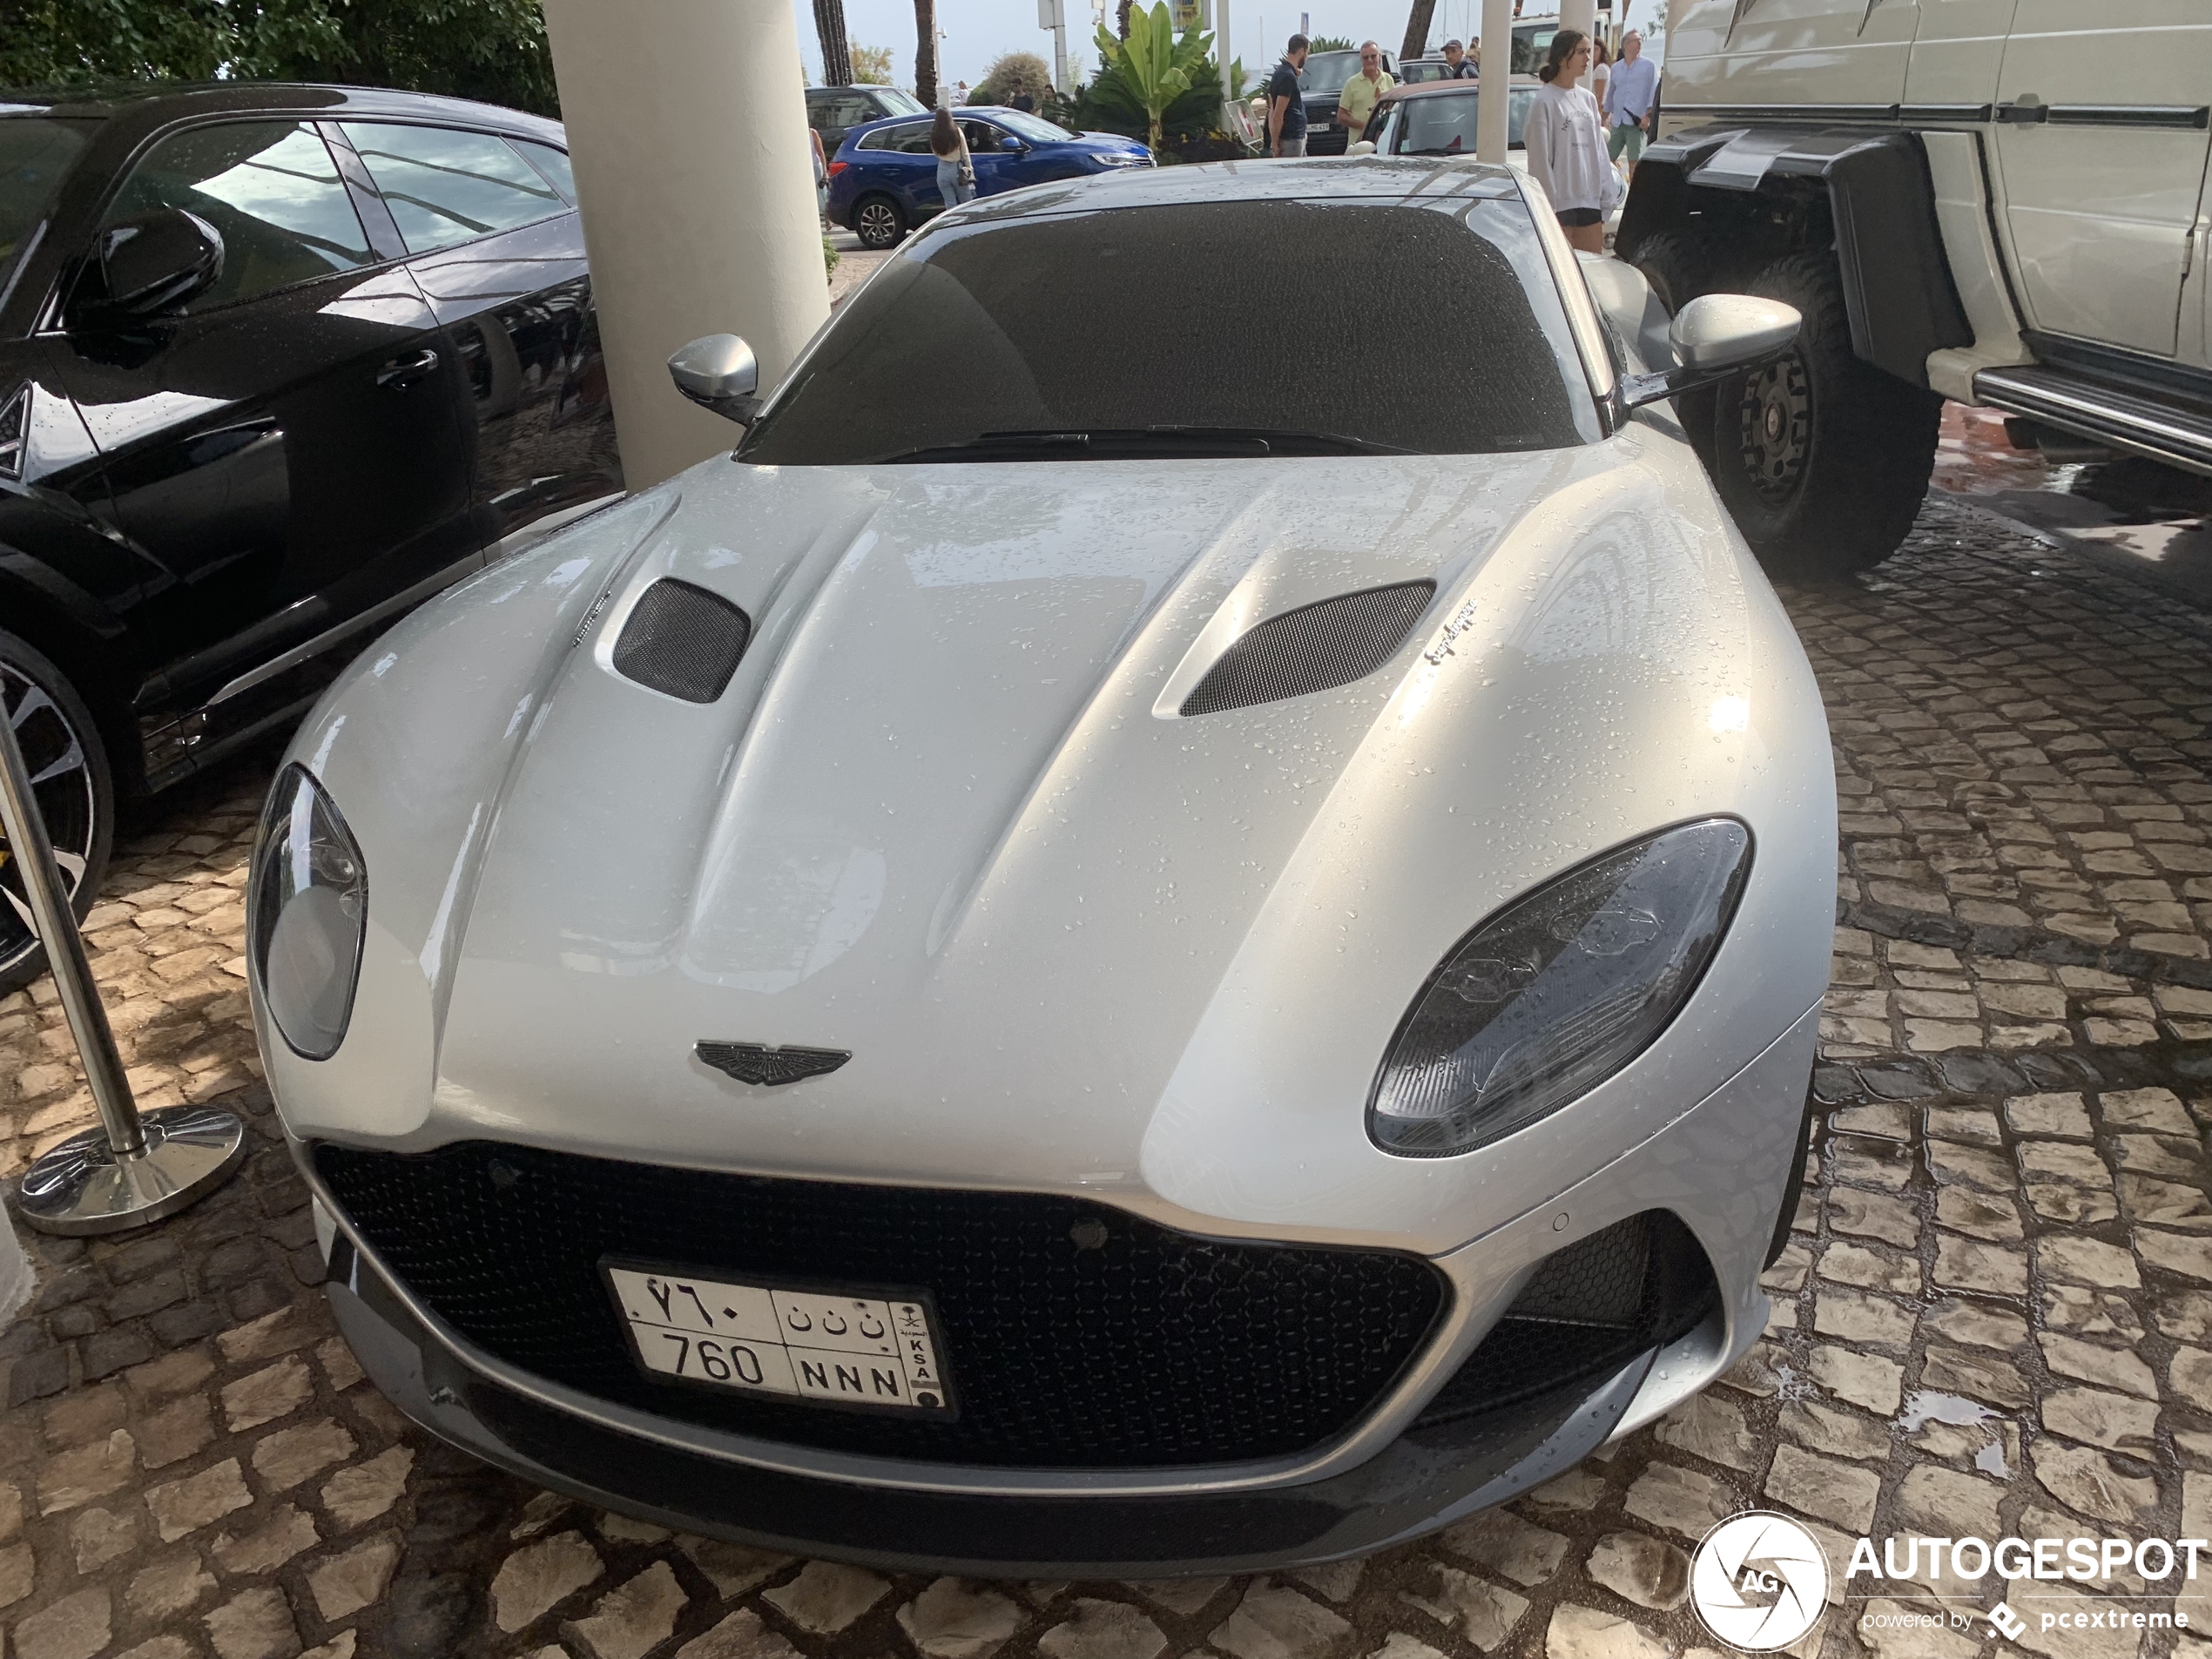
[
  {"left": 1522, "top": 29, "right": 1621, "bottom": 253},
  {"left": 1605, "top": 30, "right": 1660, "bottom": 177}
]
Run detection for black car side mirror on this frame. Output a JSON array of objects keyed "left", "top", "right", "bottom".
[{"left": 85, "top": 209, "right": 225, "bottom": 320}]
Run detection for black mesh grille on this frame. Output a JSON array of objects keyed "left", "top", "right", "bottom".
[
  {"left": 610, "top": 579, "right": 751, "bottom": 703},
  {"left": 317, "top": 1141, "right": 1448, "bottom": 1469},
  {"left": 1413, "top": 1211, "right": 1716, "bottom": 1427},
  {"left": 1181, "top": 582, "right": 1434, "bottom": 717}
]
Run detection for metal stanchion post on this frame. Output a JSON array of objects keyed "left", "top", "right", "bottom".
[{"left": 0, "top": 699, "right": 245, "bottom": 1235}]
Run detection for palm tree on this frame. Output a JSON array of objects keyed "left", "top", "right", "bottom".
[
  {"left": 1399, "top": 0, "right": 1435, "bottom": 64},
  {"left": 914, "top": 0, "right": 940, "bottom": 105},
  {"left": 814, "top": 0, "right": 853, "bottom": 85}
]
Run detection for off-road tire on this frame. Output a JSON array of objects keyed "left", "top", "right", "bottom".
[
  {"left": 1710, "top": 250, "right": 1943, "bottom": 581},
  {"left": 853, "top": 194, "right": 907, "bottom": 250},
  {"left": 0, "top": 629, "right": 114, "bottom": 999},
  {"left": 1628, "top": 229, "right": 1718, "bottom": 471}
]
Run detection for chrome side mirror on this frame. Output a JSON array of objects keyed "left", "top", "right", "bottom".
[
  {"left": 1621, "top": 294, "right": 1801, "bottom": 412},
  {"left": 668, "top": 334, "right": 761, "bottom": 424}
]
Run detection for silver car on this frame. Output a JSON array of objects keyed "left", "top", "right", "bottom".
[{"left": 250, "top": 158, "right": 1831, "bottom": 1575}]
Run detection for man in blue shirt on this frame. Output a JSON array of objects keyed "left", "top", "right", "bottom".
[
  {"left": 1268, "top": 34, "right": 1311, "bottom": 157},
  {"left": 1605, "top": 30, "right": 1660, "bottom": 175}
]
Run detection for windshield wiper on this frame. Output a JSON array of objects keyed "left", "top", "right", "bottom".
[{"left": 870, "top": 425, "right": 1413, "bottom": 462}]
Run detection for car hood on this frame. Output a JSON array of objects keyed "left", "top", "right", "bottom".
[{"left": 280, "top": 441, "right": 1833, "bottom": 1250}]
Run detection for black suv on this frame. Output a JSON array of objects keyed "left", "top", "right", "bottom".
[
  {"left": 1295, "top": 49, "right": 1398, "bottom": 155},
  {"left": 805, "top": 84, "right": 927, "bottom": 153},
  {"left": 0, "top": 84, "right": 621, "bottom": 994}
]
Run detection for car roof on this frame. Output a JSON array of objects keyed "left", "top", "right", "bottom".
[
  {"left": 1378, "top": 76, "right": 1541, "bottom": 104},
  {"left": 0, "top": 81, "right": 563, "bottom": 143},
  {"left": 838, "top": 106, "right": 1077, "bottom": 143},
  {"left": 928, "top": 155, "right": 1520, "bottom": 226}
]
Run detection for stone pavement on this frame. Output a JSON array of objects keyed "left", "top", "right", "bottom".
[{"left": 9, "top": 497, "right": 2212, "bottom": 1657}]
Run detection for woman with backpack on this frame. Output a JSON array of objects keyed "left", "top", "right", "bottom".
[{"left": 931, "top": 108, "right": 975, "bottom": 208}]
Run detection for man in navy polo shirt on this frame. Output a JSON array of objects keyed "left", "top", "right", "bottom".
[{"left": 1267, "top": 34, "right": 1311, "bottom": 157}]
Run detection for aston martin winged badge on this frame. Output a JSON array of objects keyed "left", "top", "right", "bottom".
[{"left": 695, "top": 1042, "right": 852, "bottom": 1086}]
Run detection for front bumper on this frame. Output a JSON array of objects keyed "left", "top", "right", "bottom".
[
  {"left": 329, "top": 1238, "right": 1656, "bottom": 1575},
  {"left": 298, "top": 1005, "right": 1816, "bottom": 1571}
]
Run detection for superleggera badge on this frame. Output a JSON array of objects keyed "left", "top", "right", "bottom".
[
  {"left": 695, "top": 1042, "right": 852, "bottom": 1086},
  {"left": 1424, "top": 600, "right": 1479, "bottom": 666}
]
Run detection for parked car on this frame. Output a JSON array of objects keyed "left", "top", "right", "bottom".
[
  {"left": 0, "top": 84, "right": 620, "bottom": 995},
  {"left": 804, "top": 84, "right": 927, "bottom": 154},
  {"left": 1356, "top": 77, "right": 1541, "bottom": 155},
  {"left": 1397, "top": 57, "right": 1457, "bottom": 84},
  {"left": 1294, "top": 47, "right": 1400, "bottom": 154},
  {"left": 266, "top": 158, "right": 1834, "bottom": 1573},
  {"left": 826, "top": 108, "right": 1152, "bottom": 248},
  {"left": 1619, "top": 0, "right": 2212, "bottom": 577}
]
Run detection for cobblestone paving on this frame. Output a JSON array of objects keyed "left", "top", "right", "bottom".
[{"left": 10, "top": 498, "right": 2212, "bottom": 1658}]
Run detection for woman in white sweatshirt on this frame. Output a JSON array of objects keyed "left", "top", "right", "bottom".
[{"left": 1522, "top": 30, "right": 1621, "bottom": 253}]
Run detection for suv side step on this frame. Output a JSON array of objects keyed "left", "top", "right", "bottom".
[{"left": 1975, "top": 364, "right": 2212, "bottom": 477}]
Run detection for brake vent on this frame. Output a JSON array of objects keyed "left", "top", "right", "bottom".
[
  {"left": 1181, "top": 581, "right": 1434, "bottom": 717},
  {"left": 610, "top": 579, "right": 751, "bottom": 703}
]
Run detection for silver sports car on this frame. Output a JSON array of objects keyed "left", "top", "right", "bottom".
[{"left": 251, "top": 158, "right": 1833, "bottom": 1575}]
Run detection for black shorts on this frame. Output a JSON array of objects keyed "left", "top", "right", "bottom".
[{"left": 1556, "top": 207, "right": 1602, "bottom": 228}]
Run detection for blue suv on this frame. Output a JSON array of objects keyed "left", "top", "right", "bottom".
[{"left": 828, "top": 108, "right": 1153, "bottom": 248}]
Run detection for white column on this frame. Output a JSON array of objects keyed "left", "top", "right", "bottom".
[
  {"left": 541, "top": 0, "right": 830, "bottom": 490},
  {"left": 1559, "top": 0, "right": 1598, "bottom": 43},
  {"left": 1476, "top": 0, "right": 1513, "bottom": 159}
]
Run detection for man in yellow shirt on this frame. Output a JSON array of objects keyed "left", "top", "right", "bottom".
[{"left": 1336, "top": 42, "right": 1395, "bottom": 145}]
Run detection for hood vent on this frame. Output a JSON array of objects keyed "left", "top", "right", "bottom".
[
  {"left": 611, "top": 579, "right": 752, "bottom": 703},
  {"left": 1181, "top": 580, "right": 1435, "bottom": 717}
]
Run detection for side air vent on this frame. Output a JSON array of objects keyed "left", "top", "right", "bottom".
[
  {"left": 610, "top": 579, "right": 751, "bottom": 703},
  {"left": 1180, "top": 581, "right": 1435, "bottom": 717}
]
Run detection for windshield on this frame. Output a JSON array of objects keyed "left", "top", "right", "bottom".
[
  {"left": 994, "top": 109, "right": 1075, "bottom": 144},
  {"left": 1393, "top": 88, "right": 1534, "bottom": 152},
  {"left": 737, "top": 196, "right": 1596, "bottom": 464},
  {"left": 0, "top": 118, "right": 93, "bottom": 294},
  {"left": 1298, "top": 51, "right": 1365, "bottom": 96},
  {"left": 1512, "top": 24, "right": 1553, "bottom": 72},
  {"left": 874, "top": 89, "right": 927, "bottom": 115}
]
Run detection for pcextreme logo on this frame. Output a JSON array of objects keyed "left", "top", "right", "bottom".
[{"left": 1691, "top": 1512, "right": 2207, "bottom": 1652}]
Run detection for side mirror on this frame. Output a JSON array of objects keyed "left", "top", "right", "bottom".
[
  {"left": 1000, "top": 135, "right": 1023, "bottom": 151},
  {"left": 1345, "top": 139, "right": 1377, "bottom": 156},
  {"left": 87, "top": 209, "right": 224, "bottom": 320},
  {"left": 1620, "top": 293, "right": 1801, "bottom": 412},
  {"left": 668, "top": 334, "right": 760, "bottom": 425}
]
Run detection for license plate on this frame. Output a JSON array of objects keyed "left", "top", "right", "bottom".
[{"left": 603, "top": 1262, "right": 954, "bottom": 1415}]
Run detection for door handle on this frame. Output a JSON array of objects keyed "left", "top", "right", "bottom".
[{"left": 376, "top": 347, "right": 441, "bottom": 388}]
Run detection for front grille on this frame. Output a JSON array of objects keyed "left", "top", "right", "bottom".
[
  {"left": 1413, "top": 1211, "right": 1717, "bottom": 1427},
  {"left": 318, "top": 1141, "right": 1447, "bottom": 1469}
]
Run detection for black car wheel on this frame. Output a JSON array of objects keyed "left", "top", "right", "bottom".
[
  {"left": 0, "top": 631, "right": 114, "bottom": 1000},
  {"left": 1708, "top": 252, "right": 1942, "bottom": 581},
  {"left": 853, "top": 196, "right": 907, "bottom": 250}
]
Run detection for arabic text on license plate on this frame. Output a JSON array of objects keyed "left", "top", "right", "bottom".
[{"left": 604, "top": 1264, "right": 952, "bottom": 1413}]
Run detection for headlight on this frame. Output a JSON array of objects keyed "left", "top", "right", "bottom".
[
  {"left": 248, "top": 764, "right": 368, "bottom": 1061},
  {"left": 1368, "top": 819, "right": 1751, "bottom": 1158}
]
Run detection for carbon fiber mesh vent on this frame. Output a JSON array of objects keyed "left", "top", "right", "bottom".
[
  {"left": 316, "top": 1140, "right": 1448, "bottom": 1469},
  {"left": 1181, "top": 581, "right": 1434, "bottom": 717},
  {"left": 1413, "top": 1211, "right": 1716, "bottom": 1428},
  {"left": 610, "top": 579, "right": 751, "bottom": 703}
]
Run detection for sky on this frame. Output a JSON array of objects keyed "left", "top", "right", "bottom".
[{"left": 789, "top": 0, "right": 1662, "bottom": 97}]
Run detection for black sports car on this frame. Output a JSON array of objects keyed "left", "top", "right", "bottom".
[{"left": 0, "top": 83, "right": 621, "bottom": 994}]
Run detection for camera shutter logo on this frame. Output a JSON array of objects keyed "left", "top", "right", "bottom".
[{"left": 1689, "top": 1512, "right": 1830, "bottom": 1651}]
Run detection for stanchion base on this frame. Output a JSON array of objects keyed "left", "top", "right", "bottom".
[{"left": 15, "top": 1104, "right": 250, "bottom": 1236}]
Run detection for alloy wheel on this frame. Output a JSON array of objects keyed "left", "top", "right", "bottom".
[
  {"left": 0, "top": 658, "right": 100, "bottom": 984},
  {"left": 1736, "top": 352, "right": 1812, "bottom": 507},
  {"left": 855, "top": 200, "right": 900, "bottom": 249}
]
